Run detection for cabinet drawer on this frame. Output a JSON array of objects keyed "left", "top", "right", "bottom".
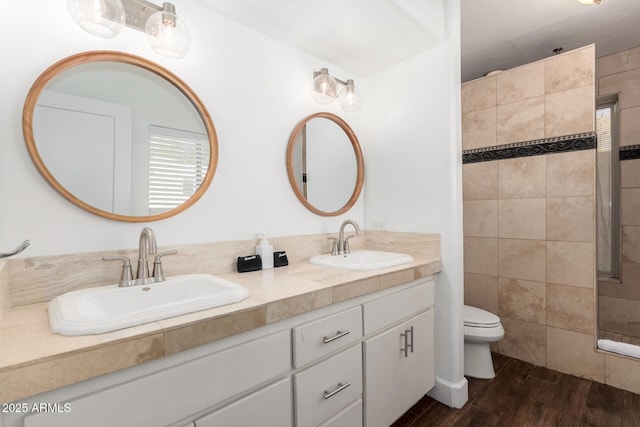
[
  {"left": 294, "top": 344, "right": 363, "bottom": 427},
  {"left": 293, "top": 306, "right": 363, "bottom": 367},
  {"left": 195, "top": 378, "right": 292, "bottom": 427},
  {"left": 24, "top": 330, "right": 291, "bottom": 427},
  {"left": 363, "top": 280, "right": 433, "bottom": 335},
  {"left": 318, "top": 399, "right": 362, "bottom": 427}
]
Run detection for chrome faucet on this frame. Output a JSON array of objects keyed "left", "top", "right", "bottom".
[
  {"left": 103, "top": 227, "right": 176, "bottom": 287},
  {"left": 137, "top": 227, "right": 157, "bottom": 282},
  {"left": 336, "top": 219, "right": 361, "bottom": 255}
]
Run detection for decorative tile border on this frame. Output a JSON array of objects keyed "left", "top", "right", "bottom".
[
  {"left": 462, "top": 133, "right": 597, "bottom": 164},
  {"left": 619, "top": 145, "right": 640, "bottom": 161}
]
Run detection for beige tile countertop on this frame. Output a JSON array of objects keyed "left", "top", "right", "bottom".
[{"left": 0, "top": 255, "right": 439, "bottom": 403}]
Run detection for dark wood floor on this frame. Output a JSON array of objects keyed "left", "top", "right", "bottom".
[{"left": 392, "top": 353, "right": 640, "bottom": 427}]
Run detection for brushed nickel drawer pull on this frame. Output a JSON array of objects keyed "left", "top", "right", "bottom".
[
  {"left": 401, "top": 329, "right": 409, "bottom": 357},
  {"left": 400, "top": 326, "right": 415, "bottom": 357},
  {"left": 323, "top": 382, "right": 351, "bottom": 400},
  {"left": 323, "top": 330, "right": 350, "bottom": 344}
]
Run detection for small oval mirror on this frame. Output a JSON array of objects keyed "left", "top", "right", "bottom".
[
  {"left": 22, "top": 51, "right": 218, "bottom": 222},
  {"left": 286, "top": 112, "right": 364, "bottom": 216}
]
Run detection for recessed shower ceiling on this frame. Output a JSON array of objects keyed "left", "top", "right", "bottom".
[
  {"left": 461, "top": 0, "right": 640, "bottom": 82},
  {"left": 194, "top": 0, "right": 446, "bottom": 76}
]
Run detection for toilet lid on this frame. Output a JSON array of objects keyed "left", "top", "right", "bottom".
[{"left": 464, "top": 305, "right": 501, "bottom": 328}]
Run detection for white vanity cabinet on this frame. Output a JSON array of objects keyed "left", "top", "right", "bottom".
[
  {"left": 20, "top": 330, "right": 292, "bottom": 427},
  {"left": 4, "top": 277, "right": 435, "bottom": 427},
  {"left": 363, "top": 281, "right": 435, "bottom": 427}
]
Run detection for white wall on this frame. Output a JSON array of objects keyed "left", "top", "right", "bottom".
[
  {"left": 1, "top": 1, "right": 363, "bottom": 256},
  {"left": 362, "top": 0, "right": 466, "bottom": 408}
]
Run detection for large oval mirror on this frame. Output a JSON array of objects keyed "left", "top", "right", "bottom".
[
  {"left": 22, "top": 51, "right": 218, "bottom": 222},
  {"left": 286, "top": 112, "right": 364, "bottom": 216}
]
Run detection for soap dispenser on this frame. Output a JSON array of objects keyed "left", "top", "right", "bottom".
[{"left": 256, "top": 233, "right": 274, "bottom": 269}]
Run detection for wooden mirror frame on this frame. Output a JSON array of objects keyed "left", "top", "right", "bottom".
[
  {"left": 22, "top": 50, "right": 218, "bottom": 222},
  {"left": 286, "top": 112, "right": 365, "bottom": 216}
]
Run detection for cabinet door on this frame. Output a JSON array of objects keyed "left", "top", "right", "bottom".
[
  {"left": 402, "top": 310, "right": 435, "bottom": 408},
  {"left": 195, "top": 378, "right": 292, "bottom": 427},
  {"left": 363, "top": 310, "right": 434, "bottom": 427}
]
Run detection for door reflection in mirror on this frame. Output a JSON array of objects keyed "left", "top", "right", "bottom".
[
  {"left": 292, "top": 118, "right": 357, "bottom": 213},
  {"left": 23, "top": 51, "right": 218, "bottom": 223},
  {"left": 286, "top": 112, "right": 364, "bottom": 216}
]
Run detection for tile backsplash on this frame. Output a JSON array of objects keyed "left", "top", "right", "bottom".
[{"left": 4, "top": 231, "right": 439, "bottom": 308}]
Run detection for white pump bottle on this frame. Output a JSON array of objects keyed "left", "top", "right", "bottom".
[{"left": 256, "top": 233, "right": 274, "bottom": 269}]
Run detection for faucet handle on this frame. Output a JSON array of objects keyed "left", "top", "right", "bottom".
[
  {"left": 327, "top": 237, "right": 338, "bottom": 256},
  {"left": 152, "top": 250, "right": 177, "bottom": 281},
  {"left": 103, "top": 256, "right": 134, "bottom": 287},
  {"left": 344, "top": 236, "right": 357, "bottom": 255}
]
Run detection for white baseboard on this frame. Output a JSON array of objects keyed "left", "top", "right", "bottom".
[{"left": 427, "top": 376, "right": 469, "bottom": 408}]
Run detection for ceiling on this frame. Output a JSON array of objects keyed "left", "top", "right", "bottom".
[
  {"left": 194, "top": 0, "right": 447, "bottom": 76},
  {"left": 195, "top": 0, "right": 640, "bottom": 81},
  {"left": 462, "top": 0, "right": 640, "bottom": 82}
]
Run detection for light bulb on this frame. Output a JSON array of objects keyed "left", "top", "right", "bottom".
[
  {"left": 67, "top": 0, "right": 125, "bottom": 38},
  {"left": 338, "top": 79, "right": 361, "bottom": 112},
  {"left": 145, "top": 3, "right": 192, "bottom": 59},
  {"left": 312, "top": 68, "right": 338, "bottom": 104}
]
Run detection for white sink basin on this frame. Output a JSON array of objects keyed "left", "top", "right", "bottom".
[
  {"left": 49, "top": 274, "right": 249, "bottom": 336},
  {"left": 309, "top": 250, "right": 414, "bottom": 271}
]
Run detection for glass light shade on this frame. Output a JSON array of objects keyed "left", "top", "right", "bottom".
[
  {"left": 338, "top": 79, "right": 361, "bottom": 112},
  {"left": 145, "top": 9, "right": 192, "bottom": 59},
  {"left": 312, "top": 69, "right": 338, "bottom": 104},
  {"left": 67, "top": 0, "right": 125, "bottom": 38}
]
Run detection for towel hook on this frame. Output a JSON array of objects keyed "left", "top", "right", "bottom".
[{"left": 0, "top": 240, "right": 30, "bottom": 259}]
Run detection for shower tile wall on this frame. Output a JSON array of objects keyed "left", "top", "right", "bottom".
[
  {"left": 598, "top": 46, "right": 640, "bottom": 339},
  {"left": 462, "top": 45, "right": 601, "bottom": 378}
]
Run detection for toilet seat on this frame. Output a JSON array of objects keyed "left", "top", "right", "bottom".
[{"left": 464, "top": 305, "right": 501, "bottom": 328}]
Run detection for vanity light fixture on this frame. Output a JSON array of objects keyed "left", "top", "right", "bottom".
[
  {"left": 66, "top": 0, "right": 125, "bottom": 38},
  {"left": 312, "top": 68, "right": 361, "bottom": 112},
  {"left": 67, "top": 0, "right": 192, "bottom": 59}
]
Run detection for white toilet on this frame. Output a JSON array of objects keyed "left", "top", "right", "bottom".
[{"left": 463, "top": 305, "right": 504, "bottom": 379}]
